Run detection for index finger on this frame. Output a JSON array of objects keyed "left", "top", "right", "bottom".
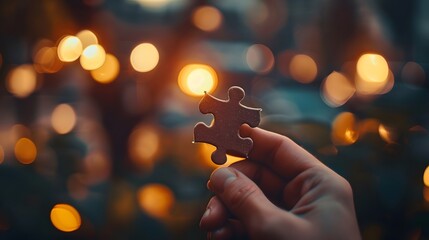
[{"left": 240, "top": 125, "right": 324, "bottom": 180}]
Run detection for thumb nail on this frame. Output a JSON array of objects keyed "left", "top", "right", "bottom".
[{"left": 210, "top": 167, "right": 237, "bottom": 193}]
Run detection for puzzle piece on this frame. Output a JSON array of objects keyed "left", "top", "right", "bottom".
[{"left": 193, "top": 86, "right": 261, "bottom": 165}]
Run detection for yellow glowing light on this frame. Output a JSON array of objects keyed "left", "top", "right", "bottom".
[
  {"left": 133, "top": 0, "right": 171, "bottom": 9},
  {"left": 129, "top": 125, "right": 160, "bottom": 170},
  {"left": 289, "top": 54, "right": 318, "bottom": 83},
  {"left": 50, "top": 204, "right": 81, "bottom": 232},
  {"left": 33, "top": 47, "right": 63, "bottom": 73},
  {"left": 357, "top": 53, "right": 389, "bottom": 83},
  {"left": 57, "top": 36, "right": 83, "bottom": 62},
  {"left": 378, "top": 124, "right": 396, "bottom": 144},
  {"left": 80, "top": 44, "right": 106, "bottom": 70},
  {"left": 331, "top": 112, "right": 359, "bottom": 146},
  {"left": 14, "top": 138, "right": 37, "bottom": 164},
  {"left": 178, "top": 64, "right": 218, "bottom": 97},
  {"left": 76, "top": 30, "right": 98, "bottom": 49},
  {"left": 192, "top": 6, "right": 223, "bottom": 32},
  {"left": 0, "top": 145, "right": 4, "bottom": 164},
  {"left": 137, "top": 183, "right": 175, "bottom": 219},
  {"left": 6, "top": 64, "right": 37, "bottom": 98},
  {"left": 90, "top": 53, "right": 120, "bottom": 84},
  {"left": 424, "top": 166, "right": 429, "bottom": 187},
  {"left": 321, "top": 71, "right": 355, "bottom": 107},
  {"left": 130, "top": 43, "right": 159, "bottom": 72},
  {"left": 51, "top": 104, "right": 77, "bottom": 134},
  {"left": 200, "top": 143, "right": 244, "bottom": 168},
  {"left": 246, "top": 44, "right": 275, "bottom": 74}
]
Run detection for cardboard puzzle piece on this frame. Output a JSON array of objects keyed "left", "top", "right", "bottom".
[{"left": 193, "top": 86, "right": 261, "bottom": 165}]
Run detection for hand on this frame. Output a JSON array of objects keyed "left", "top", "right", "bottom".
[{"left": 199, "top": 125, "right": 361, "bottom": 240}]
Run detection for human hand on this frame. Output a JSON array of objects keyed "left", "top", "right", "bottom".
[{"left": 199, "top": 125, "right": 361, "bottom": 240}]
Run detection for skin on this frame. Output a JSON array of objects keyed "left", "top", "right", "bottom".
[{"left": 199, "top": 125, "right": 361, "bottom": 240}]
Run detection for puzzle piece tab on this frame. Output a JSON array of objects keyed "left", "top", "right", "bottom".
[{"left": 193, "top": 86, "right": 261, "bottom": 165}]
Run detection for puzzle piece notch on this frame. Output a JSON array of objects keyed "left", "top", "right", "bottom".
[{"left": 193, "top": 86, "right": 261, "bottom": 165}]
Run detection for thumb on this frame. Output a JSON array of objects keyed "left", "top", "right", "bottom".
[{"left": 209, "top": 167, "right": 276, "bottom": 228}]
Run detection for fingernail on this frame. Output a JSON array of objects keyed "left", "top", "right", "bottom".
[{"left": 210, "top": 167, "right": 237, "bottom": 193}]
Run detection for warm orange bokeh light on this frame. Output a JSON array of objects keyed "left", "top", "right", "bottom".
[
  {"left": 178, "top": 64, "right": 218, "bottom": 97},
  {"left": 50, "top": 203, "right": 81, "bottom": 232},
  {"left": 6, "top": 64, "right": 37, "bottom": 98},
  {"left": 76, "top": 30, "right": 98, "bottom": 49},
  {"left": 51, "top": 104, "right": 77, "bottom": 134},
  {"left": 424, "top": 166, "right": 429, "bottom": 187},
  {"left": 130, "top": 43, "right": 159, "bottom": 72},
  {"left": 14, "top": 138, "right": 37, "bottom": 164},
  {"left": 0, "top": 145, "right": 4, "bottom": 164},
  {"left": 57, "top": 35, "right": 83, "bottom": 62},
  {"left": 246, "top": 44, "right": 275, "bottom": 74},
  {"left": 137, "top": 183, "right": 175, "bottom": 219},
  {"left": 355, "top": 53, "right": 390, "bottom": 95},
  {"left": 33, "top": 47, "right": 63, "bottom": 73},
  {"left": 378, "top": 124, "right": 396, "bottom": 144},
  {"left": 321, "top": 71, "right": 355, "bottom": 107},
  {"left": 80, "top": 44, "right": 106, "bottom": 70},
  {"left": 129, "top": 125, "right": 160, "bottom": 170},
  {"left": 90, "top": 53, "right": 120, "bottom": 84},
  {"left": 289, "top": 54, "right": 318, "bottom": 83},
  {"left": 200, "top": 143, "right": 245, "bottom": 168},
  {"left": 357, "top": 53, "right": 389, "bottom": 83},
  {"left": 331, "top": 112, "right": 359, "bottom": 146},
  {"left": 193, "top": 6, "right": 223, "bottom": 32}
]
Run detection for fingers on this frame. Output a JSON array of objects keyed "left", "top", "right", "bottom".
[
  {"left": 206, "top": 167, "right": 282, "bottom": 230},
  {"left": 200, "top": 196, "right": 229, "bottom": 231},
  {"left": 229, "top": 160, "right": 286, "bottom": 207},
  {"left": 240, "top": 125, "right": 324, "bottom": 180}
]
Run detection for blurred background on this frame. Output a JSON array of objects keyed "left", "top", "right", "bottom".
[{"left": 0, "top": 0, "right": 429, "bottom": 239}]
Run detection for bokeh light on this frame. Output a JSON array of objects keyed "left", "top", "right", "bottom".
[
  {"left": 76, "top": 30, "right": 98, "bottom": 49},
  {"left": 200, "top": 143, "right": 244, "bottom": 168},
  {"left": 378, "top": 124, "right": 396, "bottom": 144},
  {"left": 246, "top": 44, "right": 275, "bottom": 74},
  {"left": 130, "top": 43, "right": 159, "bottom": 72},
  {"left": 132, "top": 0, "right": 172, "bottom": 10},
  {"left": 424, "top": 166, "right": 429, "bottom": 187},
  {"left": 57, "top": 35, "right": 83, "bottom": 62},
  {"left": 6, "top": 64, "right": 37, "bottom": 98},
  {"left": 137, "top": 183, "right": 175, "bottom": 219},
  {"left": 80, "top": 44, "right": 106, "bottom": 70},
  {"left": 14, "top": 138, "right": 37, "bottom": 164},
  {"left": 321, "top": 71, "right": 355, "bottom": 107},
  {"left": 128, "top": 125, "right": 161, "bottom": 170},
  {"left": 331, "top": 112, "right": 359, "bottom": 146},
  {"left": 289, "top": 54, "right": 318, "bottom": 83},
  {"left": 33, "top": 47, "right": 63, "bottom": 73},
  {"left": 50, "top": 204, "right": 81, "bottom": 232},
  {"left": 51, "top": 104, "right": 77, "bottom": 134},
  {"left": 178, "top": 64, "right": 218, "bottom": 97},
  {"left": 0, "top": 145, "right": 4, "bottom": 164},
  {"left": 192, "top": 6, "right": 223, "bottom": 32},
  {"left": 357, "top": 53, "right": 389, "bottom": 83},
  {"left": 355, "top": 53, "right": 390, "bottom": 95},
  {"left": 90, "top": 53, "right": 120, "bottom": 84}
]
